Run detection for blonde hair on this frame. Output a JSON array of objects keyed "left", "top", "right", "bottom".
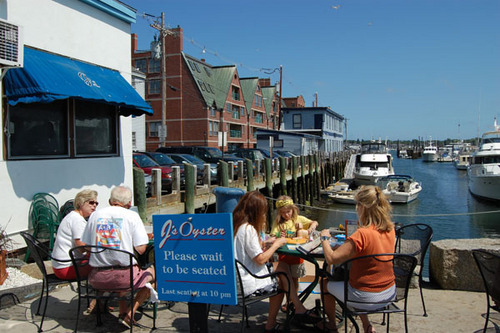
[
  {"left": 273, "top": 195, "right": 299, "bottom": 229},
  {"left": 354, "top": 185, "right": 394, "bottom": 232},
  {"left": 74, "top": 189, "right": 98, "bottom": 210}
]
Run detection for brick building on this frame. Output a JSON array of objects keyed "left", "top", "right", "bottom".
[{"left": 132, "top": 27, "right": 280, "bottom": 151}]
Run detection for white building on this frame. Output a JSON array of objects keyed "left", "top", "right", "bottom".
[{"left": 0, "top": 0, "right": 152, "bottom": 249}]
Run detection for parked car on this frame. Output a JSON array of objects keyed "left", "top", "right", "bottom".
[
  {"left": 138, "top": 151, "right": 185, "bottom": 187},
  {"left": 156, "top": 146, "right": 243, "bottom": 174},
  {"left": 275, "top": 150, "right": 297, "bottom": 158},
  {"left": 166, "top": 153, "right": 217, "bottom": 184},
  {"left": 132, "top": 153, "right": 172, "bottom": 193},
  {"left": 229, "top": 148, "right": 265, "bottom": 162}
]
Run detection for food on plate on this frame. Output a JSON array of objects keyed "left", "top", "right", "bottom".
[{"left": 286, "top": 237, "right": 307, "bottom": 244}]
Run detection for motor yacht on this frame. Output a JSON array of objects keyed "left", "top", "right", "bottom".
[
  {"left": 377, "top": 175, "right": 422, "bottom": 204},
  {"left": 422, "top": 139, "right": 438, "bottom": 162},
  {"left": 353, "top": 141, "right": 394, "bottom": 186},
  {"left": 468, "top": 118, "right": 500, "bottom": 201}
]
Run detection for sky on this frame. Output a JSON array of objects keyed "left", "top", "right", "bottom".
[{"left": 123, "top": 0, "right": 500, "bottom": 141}]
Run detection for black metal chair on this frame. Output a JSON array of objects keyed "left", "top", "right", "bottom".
[
  {"left": 217, "top": 259, "right": 290, "bottom": 332},
  {"left": 328, "top": 253, "right": 417, "bottom": 333},
  {"left": 69, "top": 245, "right": 156, "bottom": 333},
  {"left": 20, "top": 231, "right": 73, "bottom": 332},
  {"left": 472, "top": 249, "right": 500, "bottom": 333},
  {"left": 394, "top": 223, "right": 433, "bottom": 316}
]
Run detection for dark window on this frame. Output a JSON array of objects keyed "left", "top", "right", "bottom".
[
  {"left": 7, "top": 99, "right": 119, "bottom": 159},
  {"left": 293, "top": 114, "right": 302, "bottom": 129},
  {"left": 149, "top": 58, "right": 160, "bottom": 72},
  {"left": 134, "top": 59, "right": 147, "bottom": 73},
  {"left": 8, "top": 100, "right": 68, "bottom": 158},
  {"left": 75, "top": 101, "right": 117, "bottom": 156}
]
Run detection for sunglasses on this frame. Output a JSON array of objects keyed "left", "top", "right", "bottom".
[{"left": 87, "top": 200, "right": 99, "bottom": 206}]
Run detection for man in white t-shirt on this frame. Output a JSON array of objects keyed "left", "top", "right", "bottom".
[{"left": 81, "top": 186, "right": 155, "bottom": 328}]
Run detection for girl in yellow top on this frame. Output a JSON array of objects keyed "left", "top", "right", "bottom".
[{"left": 270, "top": 196, "right": 318, "bottom": 311}]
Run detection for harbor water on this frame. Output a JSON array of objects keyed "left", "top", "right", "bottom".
[{"left": 309, "top": 152, "right": 500, "bottom": 241}]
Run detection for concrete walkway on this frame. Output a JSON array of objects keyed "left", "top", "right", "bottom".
[{"left": 0, "top": 281, "right": 495, "bottom": 333}]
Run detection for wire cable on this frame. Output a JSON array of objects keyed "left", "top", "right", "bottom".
[{"left": 264, "top": 196, "right": 500, "bottom": 218}]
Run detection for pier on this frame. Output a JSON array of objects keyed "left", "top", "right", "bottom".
[{"left": 137, "top": 152, "right": 351, "bottom": 221}]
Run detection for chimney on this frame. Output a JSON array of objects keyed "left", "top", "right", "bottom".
[
  {"left": 259, "top": 78, "right": 271, "bottom": 87},
  {"left": 131, "top": 33, "right": 138, "bottom": 53},
  {"left": 201, "top": 59, "right": 205, "bottom": 63},
  {"left": 165, "top": 26, "right": 183, "bottom": 54}
]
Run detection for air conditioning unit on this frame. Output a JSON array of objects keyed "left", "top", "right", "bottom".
[{"left": 0, "top": 18, "right": 23, "bottom": 67}]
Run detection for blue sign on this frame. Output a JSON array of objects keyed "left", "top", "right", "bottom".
[{"left": 153, "top": 213, "right": 237, "bottom": 305}]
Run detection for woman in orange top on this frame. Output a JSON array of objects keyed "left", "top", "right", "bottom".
[{"left": 318, "top": 185, "right": 396, "bottom": 333}]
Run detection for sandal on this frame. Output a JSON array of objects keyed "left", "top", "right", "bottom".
[
  {"left": 294, "top": 309, "right": 322, "bottom": 324},
  {"left": 264, "top": 323, "right": 281, "bottom": 333},
  {"left": 118, "top": 314, "right": 135, "bottom": 329},
  {"left": 313, "top": 320, "right": 339, "bottom": 333}
]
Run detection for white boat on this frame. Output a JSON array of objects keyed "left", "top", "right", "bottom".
[
  {"left": 467, "top": 118, "right": 500, "bottom": 201},
  {"left": 422, "top": 139, "right": 438, "bottom": 162},
  {"left": 454, "top": 143, "right": 473, "bottom": 170},
  {"left": 377, "top": 175, "right": 422, "bottom": 204},
  {"left": 353, "top": 141, "right": 395, "bottom": 186},
  {"left": 329, "top": 190, "right": 357, "bottom": 205}
]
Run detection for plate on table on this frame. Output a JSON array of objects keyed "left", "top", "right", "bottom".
[{"left": 286, "top": 237, "right": 307, "bottom": 245}]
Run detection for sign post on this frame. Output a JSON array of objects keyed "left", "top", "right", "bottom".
[{"left": 153, "top": 213, "right": 237, "bottom": 332}]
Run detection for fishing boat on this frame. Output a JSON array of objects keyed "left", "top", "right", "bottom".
[
  {"left": 422, "top": 138, "right": 438, "bottom": 162},
  {"left": 353, "top": 141, "right": 394, "bottom": 186},
  {"left": 454, "top": 143, "right": 473, "bottom": 170},
  {"left": 467, "top": 118, "right": 500, "bottom": 201},
  {"left": 377, "top": 175, "right": 422, "bottom": 204}
]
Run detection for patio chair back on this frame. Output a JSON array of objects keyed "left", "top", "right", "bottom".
[
  {"left": 333, "top": 253, "right": 417, "bottom": 333},
  {"left": 69, "top": 245, "right": 156, "bottom": 333},
  {"left": 394, "top": 223, "right": 433, "bottom": 316},
  {"left": 217, "top": 259, "right": 290, "bottom": 332},
  {"left": 20, "top": 231, "right": 72, "bottom": 333},
  {"left": 472, "top": 249, "right": 500, "bottom": 333}
]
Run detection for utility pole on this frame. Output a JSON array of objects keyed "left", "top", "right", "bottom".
[
  {"left": 277, "top": 65, "right": 283, "bottom": 130},
  {"left": 150, "top": 13, "right": 174, "bottom": 148}
]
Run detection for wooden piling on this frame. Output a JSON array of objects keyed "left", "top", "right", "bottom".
[
  {"left": 291, "top": 156, "right": 298, "bottom": 204},
  {"left": 246, "top": 158, "right": 254, "bottom": 192},
  {"left": 184, "top": 163, "right": 196, "bottom": 214},
  {"left": 218, "top": 161, "right": 229, "bottom": 187},
  {"left": 279, "top": 156, "right": 287, "bottom": 196}
]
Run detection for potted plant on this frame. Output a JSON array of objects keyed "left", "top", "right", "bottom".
[{"left": 0, "top": 224, "right": 13, "bottom": 285}]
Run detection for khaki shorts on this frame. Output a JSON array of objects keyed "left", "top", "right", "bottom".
[{"left": 289, "top": 263, "right": 306, "bottom": 279}]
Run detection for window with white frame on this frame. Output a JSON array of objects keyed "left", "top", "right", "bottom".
[
  {"left": 149, "top": 121, "right": 161, "bottom": 137},
  {"left": 149, "top": 79, "right": 161, "bottom": 94},
  {"left": 232, "top": 105, "right": 240, "bottom": 119},
  {"left": 149, "top": 58, "right": 160, "bottom": 72}
]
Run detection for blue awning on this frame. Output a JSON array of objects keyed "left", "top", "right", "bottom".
[{"left": 3, "top": 47, "right": 153, "bottom": 116}]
